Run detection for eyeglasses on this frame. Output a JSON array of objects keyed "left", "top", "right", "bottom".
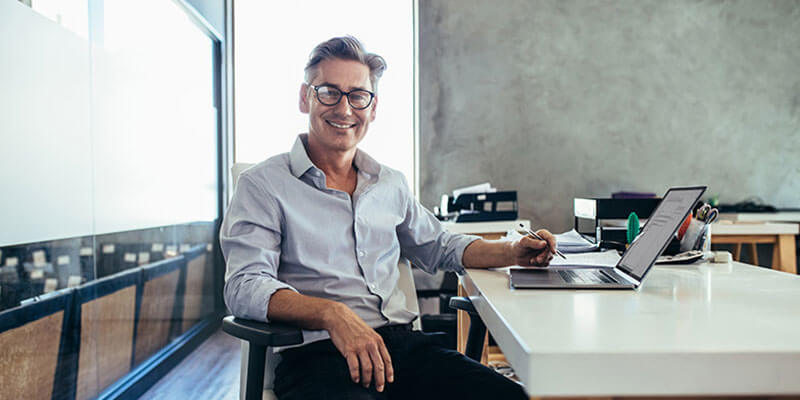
[{"left": 307, "top": 84, "right": 375, "bottom": 110}]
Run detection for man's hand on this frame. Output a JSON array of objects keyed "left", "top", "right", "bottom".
[
  {"left": 325, "top": 302, "right": 394, "bottom": 392},
  {"left": 510, "top": 229, "right": 557, "bottom": 267},
  {"left": 462, "top": 229, "right": 558, "bottom": 268}
]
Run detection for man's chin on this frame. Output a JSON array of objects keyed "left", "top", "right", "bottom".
[
  {"left": 310, "top": 129, "right": 363, "bottom": 152},
  {"left": 324, "top": 135, "right": 360, "bottom": 151}
]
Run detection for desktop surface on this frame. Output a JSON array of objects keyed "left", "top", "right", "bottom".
[{"left": 462, "top": 262, "right": 800, "bottom": 397}]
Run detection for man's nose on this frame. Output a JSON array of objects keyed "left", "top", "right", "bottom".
[{"left": 333, "top": 96, "right": 353, "bottom": 115}]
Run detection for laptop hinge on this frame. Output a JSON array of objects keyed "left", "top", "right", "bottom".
[{"left": 612, "top": 267, "right": 640, "bottom": 286}]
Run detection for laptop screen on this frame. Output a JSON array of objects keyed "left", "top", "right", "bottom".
[{"left": 617, "top": 186, "right": 706, "bottom": 282}]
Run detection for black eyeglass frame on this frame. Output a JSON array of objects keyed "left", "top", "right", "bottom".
[{"left": 307, "top": 84, "right": 375, "bottom": 110}]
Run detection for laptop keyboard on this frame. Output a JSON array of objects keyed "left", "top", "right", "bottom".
[{"left": 558, "top": 269, "right": 616, "bottom": 284}]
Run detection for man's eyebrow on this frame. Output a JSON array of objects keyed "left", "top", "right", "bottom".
[{"left": 317, "top": 82, "right": 372, "bottom": 92}]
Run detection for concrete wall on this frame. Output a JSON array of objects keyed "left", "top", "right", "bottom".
[{"left": 419, "top": 0, "right": 800, "bottom": 233}]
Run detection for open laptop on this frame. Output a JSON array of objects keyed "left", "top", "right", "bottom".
[{"left": 510, "top": 186, "right": 706, "bottom": 289}]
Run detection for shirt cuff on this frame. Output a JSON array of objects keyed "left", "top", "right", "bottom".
[
  {"left": 449, "top": 234, "right": 482, "bottom": 275},
  {"left": 228, "top": 275, "right": 298, "bottom": 323}
]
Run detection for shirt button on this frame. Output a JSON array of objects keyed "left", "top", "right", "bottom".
[
  {"left": 358, "top": 250, "right": 365, "bottom": 257},
  {"left": 370, "top": 284, "right": 376, "bottom": 289}
]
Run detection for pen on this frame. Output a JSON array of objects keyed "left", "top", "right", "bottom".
[{"left": 518, "top": 223, "right": 567, "bottom": 259}]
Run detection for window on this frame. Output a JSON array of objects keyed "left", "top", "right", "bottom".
[
  {"left": 234, "top": 0, "right": 415, "bottom": 189},
  {"left": 1, "top": 1, "right": 222, "bottom": 397}
]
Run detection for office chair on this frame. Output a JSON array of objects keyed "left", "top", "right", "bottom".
[{"left": 222, "top": 163, "right": 487, "bottom": 400}]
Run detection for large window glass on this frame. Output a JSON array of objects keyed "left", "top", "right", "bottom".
[
  {"left": 234, "top": 0, "right": 415, "bottom": 189},
  {"left": 0, "top": 1, "right": 221, "bottom": 398},
  {"left": 93, "top": 0, "right": 218, "bottom": 233}
]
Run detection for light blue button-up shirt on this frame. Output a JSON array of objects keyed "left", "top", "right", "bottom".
[{"left": 220, "top": 134, "right": 479, "bottom": 346}]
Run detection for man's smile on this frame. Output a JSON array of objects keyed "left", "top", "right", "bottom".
[{"left": 326, "top": 120, "right": 357, "bottom": 129}]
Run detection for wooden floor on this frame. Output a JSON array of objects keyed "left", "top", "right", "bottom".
[{"left": 139, "top": 328, "right": 241, "bottom": 400}]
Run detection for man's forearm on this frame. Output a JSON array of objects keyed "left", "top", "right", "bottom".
[
  {"left": 267, "top": 288, "right": 345, "bottom": 330},
  {"left": 462, "top": 239, "right": 515, "bottom": 269}
]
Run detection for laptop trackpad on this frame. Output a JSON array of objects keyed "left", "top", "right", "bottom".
[{"left": 510, "top": 268, "right": 560, "bottom": 285}]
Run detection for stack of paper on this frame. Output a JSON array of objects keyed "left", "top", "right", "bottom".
[{"left": 554, "top": 229, "right": 599, "bottom": 253}]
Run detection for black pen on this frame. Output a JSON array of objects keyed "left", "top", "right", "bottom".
[{"left": 519, "top": 223, "right": 567, "bottom": 259}]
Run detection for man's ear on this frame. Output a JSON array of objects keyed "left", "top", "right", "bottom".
[
  {"left": 299, "top": 83, "right": 310, "bottom": 114},
  {"left": 368, "top": 96, "right": 378, "bottom": 122}
]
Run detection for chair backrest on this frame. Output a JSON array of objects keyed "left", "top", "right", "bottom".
[
  {"left": 231, "top": 162, "right": 255, "bottom": 190},
  {"left": 397, "top": 258, "right": 422, "bottom": 330}
]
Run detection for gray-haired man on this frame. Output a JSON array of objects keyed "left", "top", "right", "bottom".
[{"left": 221, "top": 36, "right": 554, "bottom": 399}]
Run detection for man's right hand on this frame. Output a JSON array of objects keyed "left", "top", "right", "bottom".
[{"left": 325, "top": 302, "right": 394, "bottom": 393}]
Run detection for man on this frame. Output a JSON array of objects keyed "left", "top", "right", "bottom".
[{"left": 221, "top": 36, "right": 556, "bottom": 400}]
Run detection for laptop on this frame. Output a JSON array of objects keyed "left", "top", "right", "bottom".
[{"left": 510, "top": 186, "right": 706, "bottom": 289}]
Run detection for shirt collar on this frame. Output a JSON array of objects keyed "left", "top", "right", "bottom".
[
  {"left": 289, "top": 133, "right": 382, "bottom": 179},
  {"left": 353, "top": 145, "right": 381, "bottom": 178},
  {"left": 289, "top": 134, "right": 315, "bottom": 178}
]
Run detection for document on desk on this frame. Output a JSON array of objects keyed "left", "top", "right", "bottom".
[{"left": 553, "top": 229, "right": 599, "bottom": 253}]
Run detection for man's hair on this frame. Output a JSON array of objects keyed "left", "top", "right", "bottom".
[{"left": 304, "top": 36, "right": 387, "bottom": 93}]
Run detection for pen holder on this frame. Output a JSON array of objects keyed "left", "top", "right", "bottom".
[{"left": 680, "top": 219, "right": 710, "bottom": 252}]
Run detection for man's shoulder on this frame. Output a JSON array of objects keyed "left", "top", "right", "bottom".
[
  {"left": 376, "top": 164, "right": 408, "bottom": 187},
  {"left": 239, "top": 153, "right": 292, "bottom": 183}
]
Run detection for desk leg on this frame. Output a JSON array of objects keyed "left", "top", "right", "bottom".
[
  {"left": 776, "top": 234, "right": 797, "bottom": 274},
  {"left": 457, "top": 284, "right": 468, "bottom": 354},
  {"left": 749, "top": 243, "right": 759, "bottom": 265}
]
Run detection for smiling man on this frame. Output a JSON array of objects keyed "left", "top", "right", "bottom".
[{"left": 221, "top": 36, "right": 555, "bottom": 400}]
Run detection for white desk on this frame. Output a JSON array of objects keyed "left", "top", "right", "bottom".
[{"left": 461, "top": 262, "right": 800, "bottom": 397}]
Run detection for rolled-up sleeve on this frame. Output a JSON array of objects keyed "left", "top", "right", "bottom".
[
  {"left": 395, "top": 177, "right": 480, "bottom": 274},
  {"left": 220, "top": 173, "right": 297, "bottom": 322}
]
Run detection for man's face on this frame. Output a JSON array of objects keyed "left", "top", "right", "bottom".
[{"left": 300, "top": 58, "right": 377, "bottom": 154}]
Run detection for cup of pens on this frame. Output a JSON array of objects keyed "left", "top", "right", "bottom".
[{"left": 679, "top": 204, "right": 718, "bottom": 252}]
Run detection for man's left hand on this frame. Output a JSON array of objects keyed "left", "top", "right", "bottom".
[{"left": 510, "top": 229, "right": 557, "bottom": 267}]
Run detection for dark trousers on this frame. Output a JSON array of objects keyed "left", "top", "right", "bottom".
[{"left": 274, "top": 324, "right": 527, "bottom": 400}]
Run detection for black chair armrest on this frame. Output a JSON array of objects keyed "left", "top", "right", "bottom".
[
  {"left": 222, "top": 316, "right": 304, "bottom": 400},
  {"left": 222, "top": 315, "right": 304, "bottom": 347},
  {"left": 448, "top": 296, "right": 477, "bottom": 314},
  {"left": 448, "top": 296, "right": 486, "bottom": 362}
]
